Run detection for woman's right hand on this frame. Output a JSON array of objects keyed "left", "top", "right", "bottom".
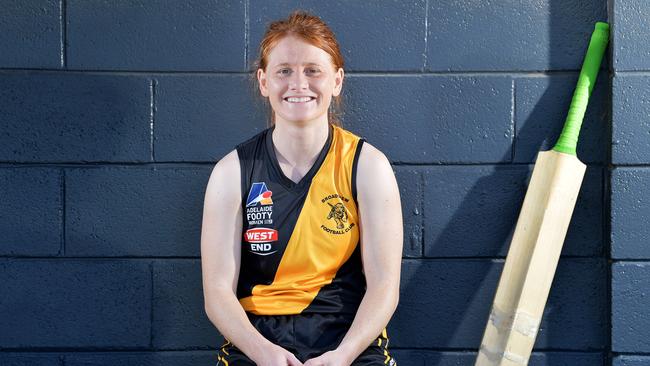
[{"left": 251, "top": 343, "right": 303, "bottom": 366}]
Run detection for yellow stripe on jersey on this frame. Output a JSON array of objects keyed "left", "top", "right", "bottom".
[{"left": 240, "top": 126, "right": 362, "bottom": 314}]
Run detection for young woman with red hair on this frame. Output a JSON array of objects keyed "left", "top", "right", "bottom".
[{"left": 201, "top": 10, "right": 403, "bottom": 366}]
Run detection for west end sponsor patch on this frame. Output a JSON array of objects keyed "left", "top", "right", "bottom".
[
  {"left": 320, "top": 193, "right": 355, "bottom": 235},
  {"left": 246, "top": 182, "right": 274, "bottom": 225},
  {"left": 244, "top": 228, "right": 278, "bottom": 256},
  {"left": 244, "top": 228, "right": 278, "bottom": 243}
]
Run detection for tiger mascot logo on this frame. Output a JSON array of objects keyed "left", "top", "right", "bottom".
[{"left": 326, "top": 202, "right": 348, "bottom": 229}]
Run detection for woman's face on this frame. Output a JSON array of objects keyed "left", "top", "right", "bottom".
[{"left": 257, "top": 35, "right": 344, "bottom": 126}]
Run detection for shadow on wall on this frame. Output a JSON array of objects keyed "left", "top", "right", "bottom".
[{"left": 389, "top": 2, "right": 609, "bottom": 364}]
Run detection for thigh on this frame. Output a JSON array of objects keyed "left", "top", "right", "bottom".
[{"left": 217, "top": 340, "right": 256, "bottom": 366}]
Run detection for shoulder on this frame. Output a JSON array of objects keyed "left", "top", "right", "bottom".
[
  {"left": 214, "top": 149, "right": 240, "bottom": 173},
  {"left": 357, "top": 142, "right": 391, "bottom": 173},
  {"left": 356, "top": 142, "right": 394, "bottom": 190},
  {"left": 205, "top": 150, "right": 241, "bottom": 204}
]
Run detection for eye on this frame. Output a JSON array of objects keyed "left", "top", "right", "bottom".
[
  {"left": 307, "top": 68, "right": 321, "bottom": 75},
  {"left": 277, "top": 68, "right": 291, "bottom": 76}
]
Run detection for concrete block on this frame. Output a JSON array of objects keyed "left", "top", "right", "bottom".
[
  {"left": 0, "top": 73, "right": 150, "bottom": 162},
  {"left": 0, "top": 168, "right": 62, "bottom": 256},
  {"left": 66, "top": 166, "right": 211, "bottom": 256},
  {"left": 0, "top": 259, "right": 151, "bottom": 348},
  {"left": 343, "top": 75, "right": 513, "bottom": 163},
  {"left": 67, "top": 0, "right": 245, "bottom": 71}
]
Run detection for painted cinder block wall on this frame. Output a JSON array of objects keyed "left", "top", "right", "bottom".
[
  {"left": 0, "top": 1, "right": 644, "bottom": 365},
  {"left": 610, "top": 0, "right": 650, "bottom": 365}
]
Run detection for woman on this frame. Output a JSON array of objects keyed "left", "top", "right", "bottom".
[{"left": 201, "top": 10, "right": 403, "bottom": 366}]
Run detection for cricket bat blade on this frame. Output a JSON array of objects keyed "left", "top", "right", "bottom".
[{"left": 475, "top": 150, "right": 586, "bottom": 366}]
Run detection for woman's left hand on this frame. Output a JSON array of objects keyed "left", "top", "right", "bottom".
[{"left": 303, "top": 349, "right": 352, "bottom": 366}]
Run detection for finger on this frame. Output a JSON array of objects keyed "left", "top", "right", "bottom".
[{"left": 287, "top": 353, "right": 304, "bottom": 366}]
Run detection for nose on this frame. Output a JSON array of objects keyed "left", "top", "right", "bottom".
[{"left": 289, "top": 71, "right": 309, "bottom": 91}]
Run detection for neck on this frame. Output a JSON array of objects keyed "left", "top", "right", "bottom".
[{"left": 271, "top": 118, "right": 330, "bottom": 167}]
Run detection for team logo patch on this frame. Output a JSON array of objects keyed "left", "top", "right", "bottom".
[
  {"left": 320, "top": 193, "right": 356, "bottom": 235},
  {"left": 244, "top": 228, "right": 278, "bottom": 256},
  {"left": 246, "top": 182, "right": 273, "bottom": 207}
]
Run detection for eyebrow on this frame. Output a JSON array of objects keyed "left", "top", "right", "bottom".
[{"left": 273, "top": 62, "right": 322, "bottom": 68}]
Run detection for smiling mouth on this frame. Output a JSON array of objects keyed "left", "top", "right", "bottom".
[{"left": 284, "top": 97, "right": 316, "bottom": 103}]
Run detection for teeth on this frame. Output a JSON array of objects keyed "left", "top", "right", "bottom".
[{"left": 286, "top": 97, "right": 313, "bottom": 103}]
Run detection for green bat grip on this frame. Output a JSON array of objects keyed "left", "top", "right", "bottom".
[{"left": 552, "top": 22, "right": 610, "bottom": 155}]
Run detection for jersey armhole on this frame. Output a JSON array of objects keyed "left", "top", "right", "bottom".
[
  {"left": 235, "top": 147, "right": 247, "bottom": 209},
  {"left": 351, "top": 138, "right": 365, "bottom": 205}
]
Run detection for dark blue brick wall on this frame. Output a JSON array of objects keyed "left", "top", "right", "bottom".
[
  {"left": 153, "top": 260, "right": 222, "bottom": 349},
  {"left": 343, "top": 76, "right": 513, "bottom": 163},
  {"left": 0, "top": 1, "right": 61, "bottom": 69},
  {"left": 614, "top": 356, "right": 650, "bottom": 366},
  {"left": 611, "top": 0, "right": 650, "bottom": 363},
  {"left": 0, "top": 354, "right": 61, "bottom": 366},
  {"left": 0, "top": 73, "right": 151, "bottom": 162},
  {"left": 611, "top": 168, "right": 650, "bottom": 258},
  {"left": 393, "top": 259, "right": 606, "bottom": 349},
  {"left": 65, "top": 352, "right": 217, "bottom": 365},
  {"left": 612, "top": 0, "right": 650, "bottom": 71},
  {"left": 249, "top": 1, "right": 427, "bottom": 71},
  {"left": 421, "top": 166, "right": 603, "bottom": 257},
  {"left": 390, "top": 351, "right": 604, "bottom": 366},
  {"left": 66, "top": 0, "right": 246, "bottom": 71},
  {"left": 0, "top": 168, "right": 62, "bottom": 256},
  {"left": 426, "top": 1, "right": 608, "bottom": 71},
  {"left": 515, "top": 73, "right": 609, "bottom": 165},
  {"left": 154, "top": 75, "right": 267, "bottom": 161},
  {"left": 394, "top": 168, "right": 423, "bottom": 257},
  {"left": 0, "top": 260, "right": 151, "bottom": 347},
  {"left": 2, "top": 0, "right": 643, "bottom": 365},
  {"left": 612, "top": 263, "right": 650, "bottom": 353},
  {"left": 65, "top": 166, "right": 210, "bottom": 256},
  {"left": 612, "top": 75, "right": 650, "bottom": 165}
]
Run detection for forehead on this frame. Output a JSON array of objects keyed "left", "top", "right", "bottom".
[{"left": 266, "top": 35, "right": 334, "bottom": 68}]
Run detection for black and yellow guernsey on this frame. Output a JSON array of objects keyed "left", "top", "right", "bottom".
[{"left": 235, "top": 123, "right": 365, "bottom": 316}]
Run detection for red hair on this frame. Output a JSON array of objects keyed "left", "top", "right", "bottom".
[{"left": 252, "top": 10, "right": 345, "bottom": 126}]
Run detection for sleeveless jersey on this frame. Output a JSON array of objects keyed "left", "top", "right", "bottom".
[{"left": 235, "top": 124, "right": 366, "bottom": 315}]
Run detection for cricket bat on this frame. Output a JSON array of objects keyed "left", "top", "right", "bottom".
[{"left": 474, "top": 22, "right": 609, "bottom": 366}]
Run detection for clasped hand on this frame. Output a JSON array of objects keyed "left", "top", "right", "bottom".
[{"left": 254, "top": 344, "right": 349, "bottom": 366}]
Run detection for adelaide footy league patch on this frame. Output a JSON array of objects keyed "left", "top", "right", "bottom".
[
  {"left": 246, "top": 182, "right": 273, "bottom": 207},
  {"left": 245, "top": 182, "right": 274, "bottom": 226}
]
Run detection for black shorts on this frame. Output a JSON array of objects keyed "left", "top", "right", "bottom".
[{"left": 216, "top": 312, "right": 396, "bottom": 365}]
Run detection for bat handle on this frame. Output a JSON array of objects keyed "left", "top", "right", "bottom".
[{"left": 553, "top": 22, "right": 610, "bottom": 156}]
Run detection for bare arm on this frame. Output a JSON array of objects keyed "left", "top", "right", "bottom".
[
  {"left": 201, "top": 150, "right": 302, "bottom": 366},
  {"left": 305, "top": 143, "right": 403, "bottom": 365}
]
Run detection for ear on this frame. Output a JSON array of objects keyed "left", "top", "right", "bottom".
[
  {"left": 332, "top": 67, "right": 344, "bottom": 97},
  {"left": 257, "top": 68, "right": 269, "bottom": 97}
]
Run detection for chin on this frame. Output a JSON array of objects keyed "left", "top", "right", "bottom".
[{"left": 278, "top": 112, "right": 326, "bottom": 125}]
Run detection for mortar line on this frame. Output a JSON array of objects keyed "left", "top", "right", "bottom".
[
  {"left": 510, "top": 78, "right": 517, "bottom": 163},
  {"left": 150, "top": 260, "right": 154, "bottom": 349},
  {"left": 423, "top": 0, "right": 429, "bottom": 71},
  {"left": 419, "top": 172, "right": 425, "bottom": 257},
  {"left": 150, "top": 79, "right": 156, "bottom": 162},
  {"left": 60, "top": 0, "right": 67, "bottom": 68},
  {"left": 0, "top": 68, "right": 593, "bottom": 77},
  {"left": 61, "top": 169, "right": 66, "bottom": 256},
  {"left": 244, "top": 0, "right": 250, "bottom": 70}
]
